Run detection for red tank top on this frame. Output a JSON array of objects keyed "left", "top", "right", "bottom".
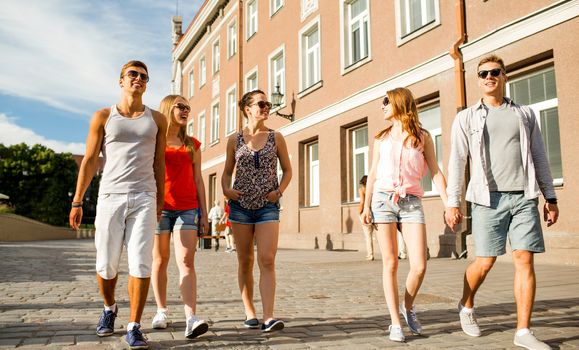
[{"left": 163, "top": 138, "right": 202, "bottom": 210}]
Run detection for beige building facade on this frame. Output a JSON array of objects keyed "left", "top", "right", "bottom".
[{"left": 171, "top": 0, "right": 579, "bottom": 265}]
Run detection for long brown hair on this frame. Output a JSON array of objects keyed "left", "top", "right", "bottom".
[
  {"left": 375, "top": 87, "right": 425, "bottom": 148},
  {"left": 159, "top": 95, "right": 196, "bottom": 162}
]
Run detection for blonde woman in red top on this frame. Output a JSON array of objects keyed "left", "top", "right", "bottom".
[{"left": 150, "top": 95, "right": 209, "bottom": 339}]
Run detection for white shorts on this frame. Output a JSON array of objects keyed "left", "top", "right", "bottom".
[{"left": 94, "top": 192, "right": 157, "bottom": 279}]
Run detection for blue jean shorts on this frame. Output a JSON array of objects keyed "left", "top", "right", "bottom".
[
  {"left": 228, "top": 199, "right": 280, "bottom": 225},
  {"left": 472, "top": 192, "right": 544, "bottom": 257},
  {"left": 371, "top": 191, "right": 425, "bottom": 224},
  {"left": 156, "top": 209, "right": 200, "bottom": 234}
]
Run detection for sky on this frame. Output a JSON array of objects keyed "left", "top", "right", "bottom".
[{"left": 0, "top": 0, "right": 205, "bottom": 154}]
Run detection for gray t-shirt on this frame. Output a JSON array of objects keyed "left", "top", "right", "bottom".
[{"left": 483, "top": 102, "right": 525, "bottom": 191}]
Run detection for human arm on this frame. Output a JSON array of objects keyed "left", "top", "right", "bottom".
[
  {"left": 221, "top": 134, "right": 242, "bottom": 200},
  {"left": 358, "top": 187, "right": 365, "bottom": 215},
  {"left": 526, "top": 108, "right": 558, "bottom": 226},
  {"left": 152, "top": 110, "right": 167, "bottom": 221},
  {"left": 265, "top": 132, "right": 292, "bottom": 202},
  {"left": 445, "top": 114, "right": 469, "bottom": 230},
  {"left": 193, "top": 146, "right": 209, "bottom": 234},
  {"left": 69, "top": 109, "right": 108, "bottom": 230},
  {"left": 361, "top": 139, "right": 381, "bottom": 225}
]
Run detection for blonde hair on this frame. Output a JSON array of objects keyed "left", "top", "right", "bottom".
[
  {"left": 375, "top": 87, "right": 426, "bottom": 148},
  {"left": 477, "top": 54, "right": 505, "bottom": 72},
  {"left": 159, "top": 95, "right": 196, "bottom": 161},
  {"left": 119, "top": 60, "right": 148, "bottom": 79}
]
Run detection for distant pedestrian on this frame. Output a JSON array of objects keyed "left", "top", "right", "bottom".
[
  {"left": 445, "top": 54, "right": 558, "bottom": 350},
  {"left": 220, "top": 198, "right": 236, "bottom": 252},
  {"left": 358, "top": 175, "right": 375, "bottom": 261},
  {"left": 362, "top": 87, "right": 451, "bottom": 342},
  {"left": 150, "top": 95, "right": 209, "bottom": 339},
  {"left": 208, "top": 200, "right": 225, "bottom": 251},
  {"left": 69, "top": 60, "right": 167, "bottom": 350},
  {"left": 221, "top": 89, "right": 292, "bottom": 333}
]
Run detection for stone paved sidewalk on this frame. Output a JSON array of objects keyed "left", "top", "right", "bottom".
[{"left": 0, "top": 239, "right": 578, "bottom": 349}]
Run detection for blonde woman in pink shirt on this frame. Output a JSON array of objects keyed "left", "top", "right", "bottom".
[{"left": 362, "top": 87, "right": 451, "bottom": 342}]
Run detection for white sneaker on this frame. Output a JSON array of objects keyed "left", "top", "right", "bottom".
[
  {"left": 388, "top": 325, "right": 405, "bottom": 342},
  {"left": 185, "top": 317, "right": 208, "bottom": 339},
  {"left": 458, "top": 302, "right": 481, "bottom": 337},
  {"left": 152, "top": 311, "right": 170, "bottom": 329},
  {"left": 401, "top": 304, "right": 423, "bottom": 335},
  {"left": 514, "top": 330, "right": 551, "bottom": 350}
]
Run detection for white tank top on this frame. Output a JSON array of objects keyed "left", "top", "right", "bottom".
[{"left": 98, "top": 105, "right": 158, "bottom": 194}]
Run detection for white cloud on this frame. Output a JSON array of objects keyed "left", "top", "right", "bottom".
[{"left": 0, "top": 114, "right": 85, "bottom": 154}]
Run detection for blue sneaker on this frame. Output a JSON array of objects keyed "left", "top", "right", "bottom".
[
  {"left": 96, "top": 307, "right": 117, "bottom": 337},
  {"left": 244, "top": 318, "right": 260, "bottom": 329},
  {"left": 125, "top": 324, "right": 148, "bottom": 349},
  {"left": 261, "top": 319, "right": 284, "bottom": 332}
]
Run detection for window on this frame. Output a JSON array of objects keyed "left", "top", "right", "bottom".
[
  {"left": 226, "top": 86, "right": 237, "bottom": 135},
  {"left": 418, "top": 104, "right": 442, "bottom": 194},
  {"left": 199, "top": 56, "right": 206, "bottom": 86},
  {"left": 351, "top": 125, "right": 369, "bottom": 201},
  {"left": 342, "top": 0, "right": 370, "bottom": 69},
  {"left": 187, "top": 119, "right": 194, "bottom": 137},
  {"left": 300, "top": 20, "right": 321, "bottom": 90},
  {"left": 198, "top": 111, "right": 206, "bottom": 149},
  {"left": 301, "top": 0, "right": 318, "bottom": 20},
  {"left": 507, "top": 66, "right": 562, "bottom": 182},
  {"left": 269, "top": 46, "right": 285, "bottom": 105},
  {"left": 228, "top": 19, "right": 237, "bottom": 58},
  {"left": 307, "top": 142, "right": 320, "bottom": 206},
  {"left": 271, "top": 0, "right": 284, "bottom": 16},
  {"left": 212, "top": 40, "right": 220, "bottom": 73},
  {"left": 188, "top": 70, "right": 194, "bottom": 98},
  {"left": 210, "top": 102, "right": 220, "bottom": 144},
  {"left": 245, "top": 68, "right": 258, "bottom": 92},
  {"left": 396, "top": 0, "right": 440, "bottom": 44},
  {"left": 247, "top": 0, "right": 258, "bottom": 39},
  {"left": 208, "top": 174, "right": 217, "bottom": 207}
]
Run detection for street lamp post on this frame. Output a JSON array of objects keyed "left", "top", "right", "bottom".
[{"left": 271, "top": 85, "right": 294, "bottom": 122}]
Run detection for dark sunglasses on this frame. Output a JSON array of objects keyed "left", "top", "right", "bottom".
[
  {"left": 477, "top": 68, "right": 502, "bottom": 79},
  {"left": 382, "top": 96, "right": 390, "bottom": 107},
  {"left": 125, "top": 70, "right": 149, "bottom": 82},
  {"left": 173, "top": 103, "right": 191, "bottom": 112},
  {"left": 251, "top": 101, "right": 272, "bottom": 109}
]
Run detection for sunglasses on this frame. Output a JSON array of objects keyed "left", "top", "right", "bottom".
[
  {"left": 125, "top": 70, "right": 149, "bottom": 82},
  {"left": 174, "top": 103, "right": 191, "bottom": 112},
  {"left": 382, "top": 96, "right": 390, "bottom": 107},
  {"left": 251, "top": 101, "right": 272, "bottom": 109},
  {"left": 477, "top": 68, "right": 502, "bottom": 79}
]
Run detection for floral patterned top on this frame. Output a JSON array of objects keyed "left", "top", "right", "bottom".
[{"left": 233, "top": 130, "right": 279, "bottom": 209}]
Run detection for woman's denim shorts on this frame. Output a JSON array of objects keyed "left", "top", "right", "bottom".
[
  {"left": 228, "top": 200, "right": 280, "bottom": 225},
  {"left": 156, "top": 208, "right": 199, "bottom": 234},
  {"left": 371, "top": 191, "right": 425, "bottom": 224}
]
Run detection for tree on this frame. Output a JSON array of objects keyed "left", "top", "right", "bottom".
[{"left": 0, "top": 143, "right": 78, "bottom": 226}]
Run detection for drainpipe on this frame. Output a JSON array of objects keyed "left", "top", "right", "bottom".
[
  {"left": 449, "top": 0, "right": 470, "bottom": 257},
  {"left": 237, "top": 0, "right": 244, "bottom": 131}
]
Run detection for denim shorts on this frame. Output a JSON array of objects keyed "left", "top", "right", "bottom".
[
  {"left": 472, "top": 192, "right": 544, "bottom": 257},
  {"left": 228, "top": 199, "right": 280, "bottom": 225},
  {"left": 156, "top": 208, "right": 200, "bottom": 234},
  {"left": 371, "top": 191, "right": 425, "bottom": 224}
]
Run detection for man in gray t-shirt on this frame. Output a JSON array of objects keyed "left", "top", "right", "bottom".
[{"left": 445, "top": 54, "right": 559, "bottom": 350}]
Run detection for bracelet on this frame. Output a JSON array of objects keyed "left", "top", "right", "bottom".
[
  {"left": 71, "top": 202, "right": 83, "bottom": 208},
  {"left": 545, "top": 198, "right": 557, "bottom": 205}
]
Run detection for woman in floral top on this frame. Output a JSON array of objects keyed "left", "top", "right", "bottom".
[{"left": 221, "top": 89, "right": 292, "bottom": 333}]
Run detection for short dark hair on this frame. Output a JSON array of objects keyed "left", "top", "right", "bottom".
[
  {"left": 120, "top": 60, "right": 148, "bottom": 79},
  {"left": 238, "top": 89, "right": 266, "bottom": 118},
  {"left": 359, "top": 175, "right": 368, "bottom": 186},
  {"left": 477, "top": 54, "right": 505, "bottom": 72}
]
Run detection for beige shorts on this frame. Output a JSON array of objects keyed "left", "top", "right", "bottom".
[{"left": 94, "top": 192, "right": 157, "bottom": 279}]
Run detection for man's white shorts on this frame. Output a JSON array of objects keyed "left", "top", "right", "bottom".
[{"left": 94, "top": 192, "right": 156, "bottom": 279}]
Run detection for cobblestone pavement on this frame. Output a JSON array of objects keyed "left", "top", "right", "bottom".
[{"left": 0, "top": 239, "right": 578, "bottom": 349}]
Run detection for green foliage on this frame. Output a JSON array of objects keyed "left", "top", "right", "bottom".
[{"left": 0, "top": 143, "right": 78, "bottom": 226}]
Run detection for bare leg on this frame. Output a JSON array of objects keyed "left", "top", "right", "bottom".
[
  {"left": 362, "top": 224, "right": 374, "bottom": 259},
  {"left": 151, "top": 234, "right": 171, "bottom": 310},
  {"left": 128, "top": 276, "right": 150, "bottom": 323},
  {"left": 255, "top": 222, "right": 280, "bottom": 323},
  {"left": 232, "top": 223, "right": 257, "bottom": 320},
  {"left": 400, "top": 223, "right": 427, "bottom": 309},
  {"left": 512, "top": 250, "right": 535, "bottom": 330},
  {"left": 173, "top": 229, "right": 199, "bottom": 318},
  {"left": 375, "top": 223, "right": 402, "bottom": 326},
  {"left": 96, "top": 274, "right": 118, "bottom": 307},
  {"left": 461, "top": 257, "right": 496, "bottom": 308}
]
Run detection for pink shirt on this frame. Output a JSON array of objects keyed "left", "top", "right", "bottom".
[{"left": 373, "top": 133, "right": 427, "bottom": 200}]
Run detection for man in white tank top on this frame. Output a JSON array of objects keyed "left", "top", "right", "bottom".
[{"left": 69, "top": 60, "right": 167, "bottom": 349}]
